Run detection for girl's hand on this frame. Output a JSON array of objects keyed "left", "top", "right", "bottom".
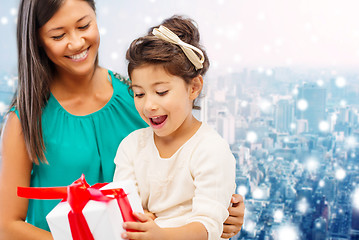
[
  {"left": 221, "top": 194, "right": 245, "bottom": 239},
  {"left": 144, "top": 209, "right": 157, "bottom": 220},
  {"left": 122, "top": 212, "right": 165, "bottom": 240}
]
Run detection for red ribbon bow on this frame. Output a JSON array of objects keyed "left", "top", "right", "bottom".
[{"left": 18, "top": 174, "right": 136, "bottom": 240}]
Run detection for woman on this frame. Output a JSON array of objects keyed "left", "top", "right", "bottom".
[{"left": 0, "top": 0, "right": 244, "bottom": 239}]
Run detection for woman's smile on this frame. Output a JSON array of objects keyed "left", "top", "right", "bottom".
[{"left": 67, "top": 47, "right": 90, "bottom": 62}]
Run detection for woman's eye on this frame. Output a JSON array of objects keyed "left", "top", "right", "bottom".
[
  {"left": 51, "top": 34, "right": 65, "bottom": 40},
  {"left": 157, "top": 90, "right": 169, "bottom": 96},
  {"left": 135, "top": 93, "right": 145, "bottom": 98},
  {"left": 79, "top": 23, "right": 90, "bottom": 30}
]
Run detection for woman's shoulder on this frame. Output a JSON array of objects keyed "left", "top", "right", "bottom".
[
  {"left": 107, "top": 69, "right": 134, "bottom": 102},
  {"left": 107, "top": 69, "right": 131, "bottom": 87},
  {"left": 1, "top": 111, "right": 24, "bottom": 144},
  {"left": 8, "top": 106, "right": 19, "bottom": 118}
]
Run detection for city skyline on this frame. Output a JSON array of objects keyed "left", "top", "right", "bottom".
[{"left": 204, "top": 67, "right": 359, "bottom": 239}]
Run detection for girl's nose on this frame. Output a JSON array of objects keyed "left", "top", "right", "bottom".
[{"left": 144, "top": 97, "right": 159, "bottom": 112}]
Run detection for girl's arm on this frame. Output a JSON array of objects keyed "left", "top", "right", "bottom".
[
  {"left": 124, "top": 198, "right": 245, "bottom": 240},
  {"left": 122, "top": 197, "right": 245, "bottom": 240},
  {"left": 0, "top": 113, "right": 53, "bottom": 240},
  {"left": 122, "top": 212, "right": 207, "bottom": 240}
]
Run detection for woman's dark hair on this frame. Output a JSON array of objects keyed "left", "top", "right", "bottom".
[
  {"left": 10, "top": 0, "right": 97, "bottom": 163},
  {"left": 126, "top": 15, "right": 210, "bottom": 109}
]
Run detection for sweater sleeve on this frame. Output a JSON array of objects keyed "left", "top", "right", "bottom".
[{"left": 187, "top": 134, "right": 236, "bottom": 240}]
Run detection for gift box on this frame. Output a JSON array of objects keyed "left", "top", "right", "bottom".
[{"left": 18, "top": 175, "right": 143, "bottom": 240}]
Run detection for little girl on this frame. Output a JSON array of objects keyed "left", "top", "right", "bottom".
[{"left": 113, "top": 15, "right": 236, "bottom": 240}]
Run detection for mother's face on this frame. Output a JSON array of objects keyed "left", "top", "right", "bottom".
[{"left": 38, "top": 0, "right": 100, "bottom": 77}]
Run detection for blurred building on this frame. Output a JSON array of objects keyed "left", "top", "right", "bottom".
[
  {"left": 296, "top": 83, "right": 327, "bottom": 132},
  {"left": 274, "top": 99, "right": 295, "bottom": 133},
  {"left": 216, "top": 109, "right": 236, "bottom": 144}
]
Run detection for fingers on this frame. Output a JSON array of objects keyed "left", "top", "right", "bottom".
[
  {"left": 223, "top": 195, "right": 245, "bottom": 238},
  {"left": 228, "top": 196, "right": 245, "bottom": 218},
  {"left": 133, "top": 212, "right": 149, "bottom": 222},
  {"left": 230, "top": 193, "right": 244, "bottom": 207},
  {"left": 221, "top": 231, "right": 236, "bottom": 239},
  {"left": 122, "top": 212, "right": 150, "bottom": 232},
  {"left": 122, "top": 231, "right": 145, "bottom": 240},
  {"left": 221, "top": 221, "right": 242, "bottom": 238},
  {"left": 227, "top": 203, "right": 245, "bottom": 221},
  {"left": 143, "top": 209, "right": 157, "bottom": 220},
  {"left": 123, "top": 221, "right": 147, "bottom": 232},
  {"left": 222, "top": 223, "right": 239, "bottom": 238},
  {"left": 223, "top": 223, "right": 238, "bottom": 232},
  {"left": 224, "top": 215, "right": 244, "bottom": 226},
  {"left": 122, "top": 212, "right": 160, "bottom": 240}
]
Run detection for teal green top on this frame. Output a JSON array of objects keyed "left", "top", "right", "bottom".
[{"left": 13, "top": 70, "right": 147, "bottom": 231}]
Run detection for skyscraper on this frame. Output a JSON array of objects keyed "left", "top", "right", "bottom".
[
  {"left": 296, "top": 83, "right": 327, "bottom": 132},
  {"left": 275, "top": 99, "right": 294, "bottom": 133},
  {"left": 216, "top": 110, "right": 236, "bottom": 145}
]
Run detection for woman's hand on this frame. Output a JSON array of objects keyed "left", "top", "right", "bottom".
[{"left": 221, "top": 194, "right": 245, "bottom": 239}]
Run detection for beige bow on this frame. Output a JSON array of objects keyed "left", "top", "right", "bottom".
[{"left": 152, "top": 25, "right": 205, "bottom": 70}]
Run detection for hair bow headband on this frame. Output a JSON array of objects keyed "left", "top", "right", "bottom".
[{"left": 152, "top": 25, "right": 205, "bottom": 70}]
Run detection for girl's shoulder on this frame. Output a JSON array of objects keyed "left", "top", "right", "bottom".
[
  {"left": 191, "top": 122, "right": 232, "bottom": 152},
  {"left": 123, "top": 126, "right": 152, "bottom": 142},
  {"left": 119, "top": 127, "right": 152, "bottom": 151}
]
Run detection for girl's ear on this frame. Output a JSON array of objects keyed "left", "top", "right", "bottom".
[{"left": 189, "top": 75, "right": 203, "bottom": 100}]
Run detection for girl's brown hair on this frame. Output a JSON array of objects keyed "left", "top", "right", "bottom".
[
  {"left": 126, "top": 15, "right": 210, "bottom": 109},
  {"left": 10, "top": 0, "right": 97, "bottom": 163}
]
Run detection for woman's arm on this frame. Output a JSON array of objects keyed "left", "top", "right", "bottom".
[
  {"left": 0, "top": 113, "right": 53, "bottom": 240},
  {"left": 222, "top": 194, "right": 245, "bottom": 239}
]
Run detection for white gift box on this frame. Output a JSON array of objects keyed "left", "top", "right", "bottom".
[{"left": 46, "top": 180, "right": 143, "bottom": 240}]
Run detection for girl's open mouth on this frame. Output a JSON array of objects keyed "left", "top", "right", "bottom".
[{"left": 150, "top": 115, "right": 167, "bottom": 126}]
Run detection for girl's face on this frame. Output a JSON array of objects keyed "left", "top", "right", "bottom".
[
  {"left": 131, "top": 65, "right": 202, "bottom": 139},
  {"left": 38, "top": 0, "right": 99, "bottom": 77}
]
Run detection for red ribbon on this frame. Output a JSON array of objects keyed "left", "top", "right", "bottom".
[
  {"left": 101, "top": 188, "right": 137, "bottom": 222},
  {"left": 18, "top": 175, "right": 136, "bottom": 240}
]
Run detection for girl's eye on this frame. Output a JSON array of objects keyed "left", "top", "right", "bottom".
[
  {"left": 135, "top": 93, "right": 145, "bottom": 98},
  {"left": 51, "top": 34, "right": 65, "bottom": 40},
  {"left": 157, "top": 90, "right": 169, "bottom": 96},
  {"left": 79, "top": 23, "right": 90, "bottom": 30}
]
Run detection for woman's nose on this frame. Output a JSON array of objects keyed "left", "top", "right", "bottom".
[{"left": 67, "top": 33, "right": 85, "bottom": 51}]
